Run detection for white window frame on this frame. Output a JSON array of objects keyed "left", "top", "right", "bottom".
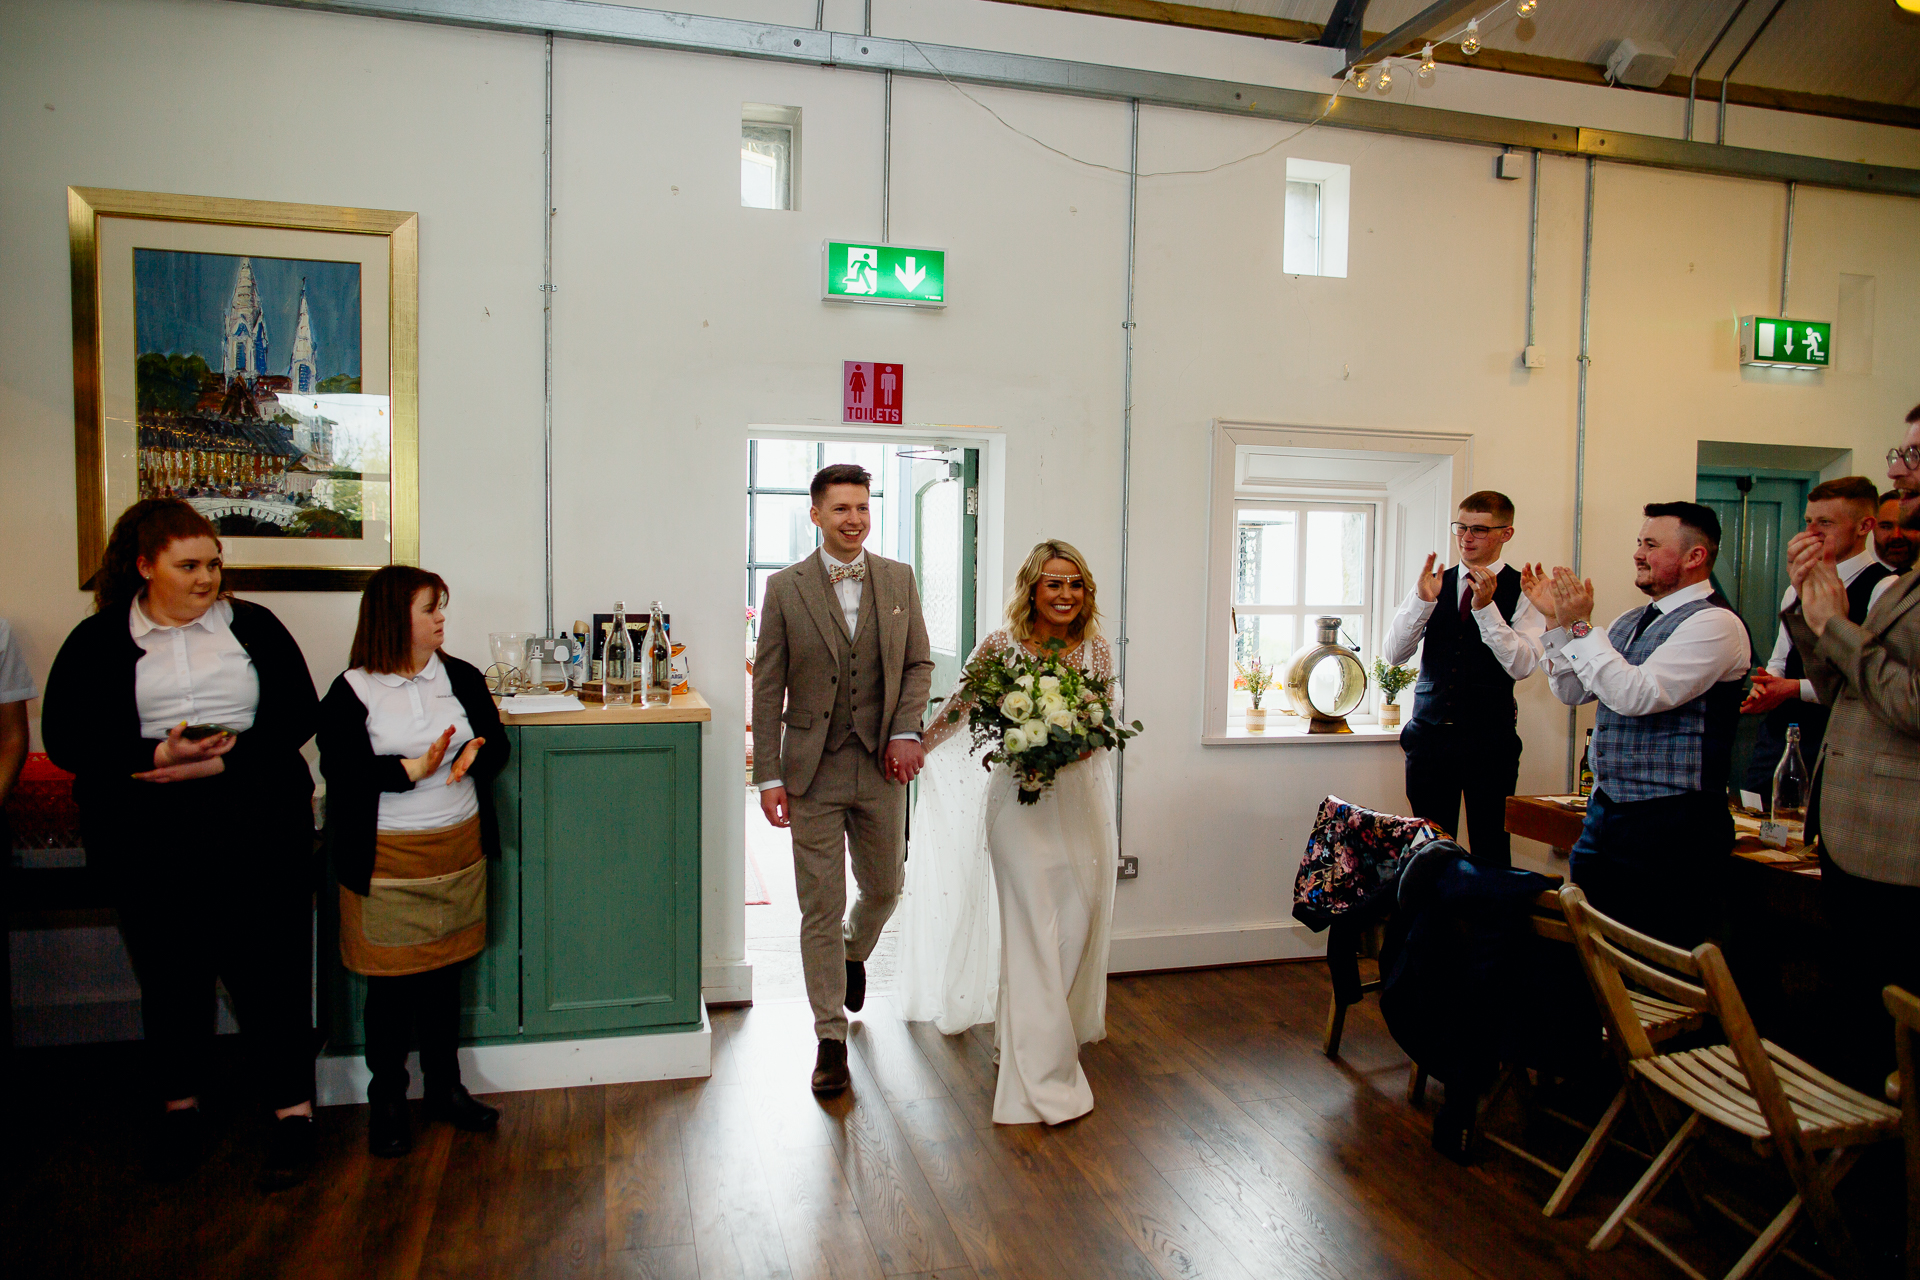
[
  {"left": 742, "top": 103, "right": 801, "bottom": 211},
  {"left": 1204, "top": 420, "right": 1470, "bottom": 744},
  {"left": 1283, "top": 158, "right": 1350, "bottom": 279}
]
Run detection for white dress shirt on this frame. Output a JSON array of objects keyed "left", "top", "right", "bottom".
[
  {"left": 344, "top": 653, "right": 480, "bottom": 831},
  {"left": 1383, "top": 559, "right": 1547, "bottom": 680},
  {"left": 1763, "top": 546, "right": 1898, "bottom": 705},
  {"left": 131, "top": 598, "right": 260, "bottom": 739},
  {"left": 0, "top": 620, "right": 36, "bottom": 705},
  {"left": 1543, "top": 579, "right": 1750, "bottom": 715}
]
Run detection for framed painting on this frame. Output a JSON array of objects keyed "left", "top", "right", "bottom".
[{"left": 69, "top": 187, "right": 419, "bottom": 591}]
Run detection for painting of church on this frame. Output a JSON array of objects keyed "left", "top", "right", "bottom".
[{"left": 132, "top": 248, "right": 367, "bottom": 538}]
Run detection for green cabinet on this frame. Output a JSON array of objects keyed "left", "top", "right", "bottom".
[{"left": 321, "top": 705, "right": 705, "bottom": 1053}]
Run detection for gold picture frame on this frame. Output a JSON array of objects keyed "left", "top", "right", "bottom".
[{"left": 68, "top": 186, "right": 419, "bottom": 591}]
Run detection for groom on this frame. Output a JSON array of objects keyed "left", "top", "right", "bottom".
[{"left": 753, "top": 463, "right": 934, "bottom": 1094}]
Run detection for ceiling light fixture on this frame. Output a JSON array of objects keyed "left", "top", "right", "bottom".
[{"left": 1461, "top": 18, "right": 1481, "bottom": 56}]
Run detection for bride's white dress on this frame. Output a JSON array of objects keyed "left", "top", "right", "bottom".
[{"left": 899, "top": 630, "right": 1119, "bottom": 1125}]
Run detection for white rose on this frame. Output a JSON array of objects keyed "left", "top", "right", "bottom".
[
  {"left": 1000, "top": 690, "right": 1035, "bottom": 721},
  {"left": 1037, "top": 692, "right": 1068, "bottom": 717},
  {"left": 1088, "top": 704, "right": 1105, "bottom": 727},
  {"left": 1036, "top": 674, "right": 1061, "bottom": 693},
  {"left": 1002, "top": 729, "right": 1027, "bottom": 755},
  {"left": 1045, "top": 708, "right": 1076, "bottom": 730},
  {"left": 1015, "top": 673, "right": 1035, "bottom": 690},
  {"left": 1021, "top": 721, "right": 1052, "bottom": 750}
]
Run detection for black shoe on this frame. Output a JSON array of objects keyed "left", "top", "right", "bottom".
[
  {"left": 368, "top": 1097, "right": 413, "bottom": 1157},
  {"left": 811, "top": 1039, "right": 850, "bottom": 1095},
  {"left": 260, "top": 1114, "right": 316, "bottom": 1192},
  {"left": 844, "top": 959, "right": 867, "bottom": 1013},
  {"left": 424, "top": 1084, "right": 499, "bottom": 1133},
  {"left": 1431, "top": 1101, "right": 1477, "bottom": 1166},
  {"left": 147, "top": 1107, "right": 203, "bottom": 1182}
]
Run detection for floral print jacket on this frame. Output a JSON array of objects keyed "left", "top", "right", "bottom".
[{"left": 1292, "top": 795, "right": 1443, "bottom": 932}]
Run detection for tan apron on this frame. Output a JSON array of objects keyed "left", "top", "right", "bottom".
[{"left": 339, "top": 815, "right": 486, "bottom": 976}]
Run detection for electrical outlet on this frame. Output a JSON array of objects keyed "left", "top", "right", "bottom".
[{"left": 1118, "top": 855, "right": 1139, "bottom": 880}]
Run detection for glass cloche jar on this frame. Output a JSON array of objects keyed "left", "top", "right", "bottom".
[{"left": 1282, "top": 616, "right": 1368, "bottom": 733}]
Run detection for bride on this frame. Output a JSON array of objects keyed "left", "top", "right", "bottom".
[{"left": 900, "top": 540, "right": 1120, "bottom": 1125}]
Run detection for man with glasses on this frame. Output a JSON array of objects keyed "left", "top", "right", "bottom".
[
  {"left": 1783, "top": 404, "right": 1920, "bottom": 1086},
  {"left": 1384, "top": 491, "right": 1545, "bottom": 866},
  {"left": 1740, "top": 477, "right": 1893, "bottom": 793}
]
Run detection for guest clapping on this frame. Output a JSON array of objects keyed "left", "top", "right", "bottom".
[
  {"left": 319, "top": 567, "right": 507, "bottom": 1157},
  {"left": 41, "top": 499, "right": 321, "bottom": 1188}
]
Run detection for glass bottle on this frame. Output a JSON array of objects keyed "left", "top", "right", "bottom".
[
  {"left": 1771, "top": 723, "right": 1808, "bottom": 823},
  {"left": 642, "top": 600, "right": 672, "bottom": 707},
  {"left": 1577, "top": 728, "right": 1594, "bottom": 797},
  {"left": 602, "top": 600, "right": 636, "bottom": 706}
]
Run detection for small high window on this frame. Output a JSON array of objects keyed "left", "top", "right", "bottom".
[
  {"left": 1283, "top": 158, "right": 1350, "bottom": 278},
  {"left": 741, "top": 104, "right": 800, "bottom": 211}
]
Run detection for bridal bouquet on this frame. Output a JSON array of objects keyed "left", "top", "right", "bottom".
[{"left": 942, "top": 639, "right": 1142, "bottom": 804}]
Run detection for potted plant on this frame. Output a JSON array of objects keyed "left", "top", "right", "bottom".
[
  {"left": 1371, "top": 657, "right": 1418, "bottom": 728},
  {"left": 1234, "top": 656, "right": 1275, "bottom": 732}
]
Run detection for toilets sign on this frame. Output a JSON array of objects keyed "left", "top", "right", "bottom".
[
  {"left": 822, "top": 240, "right": 946, "bottom": 308},
  {"left": 1739, "top": 315, "right": 1832, "bottom": 369},
  {"left": 844, "top": 362, "right": 903, "bottom": 424}
]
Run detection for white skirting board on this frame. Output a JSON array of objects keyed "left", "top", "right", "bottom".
[
  {"left": 1107, "top": 920, "right": 1325, "bottom": 974},
  {"left": 316, "top": 1001, "right": 712, "bottom": 1107},
  {"left": 701, "top": 958, "right": 754, "bottom": 1006}
]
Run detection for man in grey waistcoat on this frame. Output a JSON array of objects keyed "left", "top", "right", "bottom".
[
  {"left": 1527, "top": 502, "right": 1751, "bottom": 947},
  {"left": 754, "top": 463, "right": 934, "bottom": 1094}
]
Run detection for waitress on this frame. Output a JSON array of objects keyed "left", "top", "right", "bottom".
[
  {"left": 41, "top": 499, "right": 320, "bottom": 1189},
  {"left": 320, "top": 566, "right": 506, "bottom": 1157}
]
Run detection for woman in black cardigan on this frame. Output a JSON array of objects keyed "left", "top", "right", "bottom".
[
  {"left": 319, "top": 566, "right": 507, "bottom": 1157},
  {"left": 41, "top": 499, "right": 320, "bottom": 1190}
]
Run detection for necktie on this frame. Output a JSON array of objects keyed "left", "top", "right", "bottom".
[
  {"left": 1458, "top": 577, "right": 1473, "bottom": 623},
  {"left": 826, "top": 559, "right": 866, "bottom": 585},
  {"left": 1627, "top": 604, "right": 1659, "bottom": 644}
]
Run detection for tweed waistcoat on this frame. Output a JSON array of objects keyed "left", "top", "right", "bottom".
[
  {"left": 1592, "top": 597, "right": 1743, "bottom": 803},
  {"left": 825, "top": 595, "right": 885, "bottom": 753},
  {"left": 1765, "top": 562, "right": 1893, "bottom": 749},
  {"left": 1410, "top": 564, "right": 1523, "bottom": 731}
]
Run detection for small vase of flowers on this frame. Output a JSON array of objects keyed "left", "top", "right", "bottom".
[
  {"left": 1235, "top": 656, "right": 1275, "bottom": 732},
  {"left": 1371, "top": 658, "right": 1418, "bottom": 728}
]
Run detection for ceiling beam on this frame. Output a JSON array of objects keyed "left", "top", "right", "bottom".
[
  {"left": 1341, "top": 0, "right": 1483, "bottom": 76},
  {"left": 1314, "top": 0, "right": 1371, "bottom": 53},
  {"left": 985, "top": 0, "right": 1920, "bottom": 130}
]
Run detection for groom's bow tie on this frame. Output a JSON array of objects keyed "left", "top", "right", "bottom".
[{"left": 826, "top": 559, "right": 867, "bottom": 585}]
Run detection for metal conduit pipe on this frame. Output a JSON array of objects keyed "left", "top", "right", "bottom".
[
  {"left": 1780, "top": 179, "right": 1796, "bottom": 315},
  {"left": 1568, "top": 155, "right": 1594, "bottom": 790},
  {"left": 1685, "top": 0, "right": 1752, "bottom": 143},
  {"left": 1525, "top": 148, "right": 1539, "bottom": 349},
  {"left": 1114, "top": 98, "right": 1139, "bottom": 851},
  {"left": 882, "top": 72, "right": 892, "bottom": 242},
  {"left": 1718, "top": 0, "right": 1792, "bottom": 146},
  {"left": 542, "top": 30, "right": 556, "bottom": 634}
]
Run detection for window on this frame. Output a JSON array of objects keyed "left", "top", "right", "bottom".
[
  {"left": 1204, "top": 421, "right": 1469, "bottom": 741},
  {"left": 741, "top": 104, "right": 800, "bottom": 211},
  {"left": 1283, "top": 158, "right": 1350, "bottom": 278},
  {"left": 746, "top": 439, "right": 893, "bottom": 632}
]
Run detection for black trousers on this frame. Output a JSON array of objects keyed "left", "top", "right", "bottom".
[
  {"left": 1570, "top": 787, "right": 1732, "bottom": 950},
  {"left": 1401, "top": 722, "right": 1520, "bottom": 868},
  {"left": 1817, "top": 848, "right": 1920, "bottom": 1091},
  {"left": 364, "top": 963, "right": 467, "bottom": 1103}
]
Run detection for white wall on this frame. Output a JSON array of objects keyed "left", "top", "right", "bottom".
[{"left": 4, "top": 0, "right": 1917, "bottom": 993}]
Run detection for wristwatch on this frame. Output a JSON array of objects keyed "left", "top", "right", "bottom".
[{"left": 1567, "top": 620, "right": 1593, "bottom": 639}]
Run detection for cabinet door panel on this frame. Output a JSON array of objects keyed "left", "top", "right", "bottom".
[{"left": 520, "top": 723, "right": 700, "bottom": 1035}]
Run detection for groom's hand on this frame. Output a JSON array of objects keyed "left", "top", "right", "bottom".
[
  {"left": 884, "top": 739, "right": 926, "bottom": 784},
  {"left": 759, "top": 786, "right": 791, "bottom": 828}
]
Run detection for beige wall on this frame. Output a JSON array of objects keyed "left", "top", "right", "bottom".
[{"left": 3, "top": 0, "right": 1916, "bottom": 987}]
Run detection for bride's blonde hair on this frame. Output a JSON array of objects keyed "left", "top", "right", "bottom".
[{"left": 1008, "top": 540, "right": 1100, "bottom": 643}]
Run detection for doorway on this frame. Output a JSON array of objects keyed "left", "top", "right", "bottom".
[{"left": 743, "top": 436, "right": 981, "bottom": 1003}]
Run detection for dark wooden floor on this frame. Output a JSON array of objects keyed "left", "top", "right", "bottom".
[{"left": 7, "top": 961, "right": 1895, "bottom": 1279}]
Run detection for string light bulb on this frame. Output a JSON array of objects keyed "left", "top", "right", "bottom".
[
  {"left": 1376, "top": 63, "right": 1393, "bottom": 92},
  {"left": 1354, "top": 66, "right": 1371, "bottom": 92},
  {"left": 1517, "top": 0, "right": 1538, "bottom": 14},
  {"left": 1461, "top": 19, "right": 1481, "bottom": 56},
  {"left": 1418, "top": 43, "right": 1436, "bottom": 83}
]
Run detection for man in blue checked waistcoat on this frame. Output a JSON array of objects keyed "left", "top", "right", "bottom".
[{"left": 1528, "top": 502, "right": 1751, "bottom": 948}]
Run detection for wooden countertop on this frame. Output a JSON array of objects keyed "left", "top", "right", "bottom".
[
  {"left": 1505, "top": 793, "right": 1819, "bottom": 878},
  {"left": 497, "top": 689, "right": 712, "bottom": 725}
]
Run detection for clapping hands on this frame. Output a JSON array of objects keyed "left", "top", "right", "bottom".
[
  {"left": 1519, "top": 562, "right": 1557, "bottom": 628},
  {"left": 1414, "top": 553, "right": 1445, "bottom": 603},
  {"left": 403, "top": 725, "right": 486, "bottom": 785},
  {"left": 1787, "top": 532, "right": 1847, "bottom": 636},
  {"left": 1519, "top": 563, "right": 1595, "bottom": 631}
]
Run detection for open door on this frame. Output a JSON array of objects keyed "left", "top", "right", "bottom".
[{"left": 910, "top": 447, "right": 979, "bottom": 696}]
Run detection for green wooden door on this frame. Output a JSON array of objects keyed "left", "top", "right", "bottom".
[
  {"left": 1697, "top": 469, "right": 1814, "bottom": 657},
  {"left": 318, "top": 765, "right": 523, "bottom": 1051},
  {"left": 519, "top": 721, "right": 702, "bottom": 1037}
]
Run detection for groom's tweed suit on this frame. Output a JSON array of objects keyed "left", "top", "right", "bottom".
[{"left": 754, "top": 549, "right": 933, "bottom": 1041}]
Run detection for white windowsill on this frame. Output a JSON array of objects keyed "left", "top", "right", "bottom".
[{"left": 1204, "top": 720, "right": 1404, "bottom": 746}]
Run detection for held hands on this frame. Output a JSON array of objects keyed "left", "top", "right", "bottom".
[
  {"left": 1414, "top": 553, "right": 1444, "bottom": 603},
  {"left": 134, "top": 723, "right": 236, "bottom": 782},
  {"left": 1549, "top": 568, "right": 1596, "bottom": 629},
  {"left": 884, "top": 738, "right": 926, "bottom": 784},
  {"left": 1519, "top": 562, "right": 1558, "bottom": 629},
  {"left": 1741, "top": 669, "right": 1799, "bottom": 715},
  {"left": 760, "top": 786, "right": 791, "bottom": 829}
]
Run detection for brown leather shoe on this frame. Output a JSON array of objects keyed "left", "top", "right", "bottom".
[{"left": 811, "top": 1039, "right": 850, "bottom": 1095}]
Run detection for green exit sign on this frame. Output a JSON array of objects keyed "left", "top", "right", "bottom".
[
  {"left": 1739, "top": 315, "right": 1831, "bottom": 369},
  {"left": 822, "top": 240, "right": 947, "bottom": 308}
]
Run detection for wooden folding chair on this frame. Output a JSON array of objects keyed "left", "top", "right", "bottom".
[
  {"left": 1885, "top": 985, "right": 1920, "bottom": 1280},
  {"left": 1465, "top": 887, "right": 1708, "bottom": 1217},
  {"left": 1561, "top": 884, "right": 1899, "bottom": 1280}
]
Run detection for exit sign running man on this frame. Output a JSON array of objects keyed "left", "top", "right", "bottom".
[
  {"left": 1739, "top": 315, "right": 1832, "bottom": 369},
  {"left": 822, "top": 240, "right": 947, "bottom": 308}
]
